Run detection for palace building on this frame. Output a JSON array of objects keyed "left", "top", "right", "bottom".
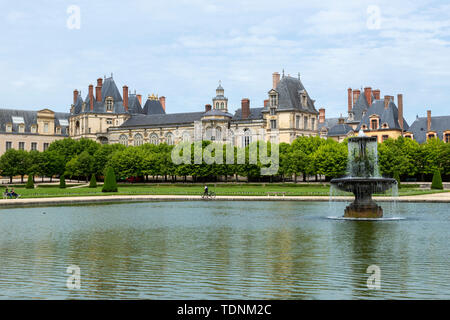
[
  {"left": 0, "top": 108, "right": 69, "bottom": 155},
  {"left": 319, "top": 87, "right": 410, "bottom": 143},
  {"left": 69, "top": 71, "right": 320, "bottom": 147}
]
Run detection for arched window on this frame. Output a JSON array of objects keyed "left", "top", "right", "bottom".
[
  {"left": 243, "top": 128, "right": 251, "bottom": 147},
  {"left": 166, "top": 132, "right": 174, "bottom": 145},
  {"left": 150, "top": 133, "right": 159, "bottom": 145},
  {"left": 216, "top": 127, "right": 222, "bottom": 141},
  {"left": 220, "top": 102, "right": 224, "bottom": 109},
  {"left": 119, "top": 134, "right": 128, "bottom": 146},
  {"left": 228, "top": 129, "right": 235, "bottom": 146},
  {"left": 134, "top": 133, "right": 143, "bottom": 146},
  {"left": 216, "top": 102, "right": 219, "bottom": 109},
  {"left": 182, "top": 132, "right": 191, "bottom": 142}
]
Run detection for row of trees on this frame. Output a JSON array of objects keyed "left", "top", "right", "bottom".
[{"left": 0, "top": 136, "right": 449, "bottom": 183}]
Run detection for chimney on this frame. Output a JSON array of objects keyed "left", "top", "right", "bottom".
[
  {"left": 159, "top": 96, "right": 166, "bottom": 111},
  {"left": 88, "top": 84, "right": 94, "bottom": 111},
  {"left": 272, "top": 72, "right": 280, "bottom": 89},
  {"left": 137, "top": 94, "right": 142, "bottom": 105},
  {"left": 384, "top": 95, "right": 390, "bottom": 110},
  {"left": 373, "top": 89, "right": 381, "bottom": 100},
  {"left": 73, "top": 90, "right": 78, "bottom": 105},
  {"left": 364, "top": 87, "right": 372, "bottom": 106},
  {"left": 347, "top": 88, "right": 353, "bottom": 112},
  {"left": 427, "top": 110, "right": 432, "bottom": 131},
  {"left": 264, "top": 99, "right": 269, "bottom": 108},
  {"left": 96, "top": 78, "right": 103, "bottom": 102},
  {"left": 397, "top": 94, "right": 404, "bottom": 131},
  {"left": 353, "top": 89, "right": 361, "bottom": 105},
  {"left": 205, "top": 104, "right": 212, "bottom": 112},
  {"left": 319, "top": 108, "right": 326, "bottom": 123},
  {"left": 241, "top": 98, "right": 250, "bottom": 119},
  {"left": 123, "top": 86, "right": 129, "bottom": 111}
]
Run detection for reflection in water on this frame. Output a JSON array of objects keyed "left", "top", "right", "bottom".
[{"left": 0, "top": 201, "right": 449, "bottom": 299}]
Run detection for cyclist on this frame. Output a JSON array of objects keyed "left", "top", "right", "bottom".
[{"left": 204, "top": 185, "right": 209, "bottom": 196}]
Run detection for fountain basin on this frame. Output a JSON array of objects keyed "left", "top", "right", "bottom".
[{"left": 331, "top": 177, "right": 397, "bottom": 218}]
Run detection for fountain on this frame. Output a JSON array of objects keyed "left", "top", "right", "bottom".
[{"left": 330, "top": 131, "right": 397, "bottom": 219}]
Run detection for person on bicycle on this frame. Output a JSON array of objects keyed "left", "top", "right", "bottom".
[{"left": 204, "top": 185, "right": 208, "bottom": 196}]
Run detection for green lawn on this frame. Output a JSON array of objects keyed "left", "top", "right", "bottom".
[{"left": 1, "top": 183, "right": 447, "bottom": 199}]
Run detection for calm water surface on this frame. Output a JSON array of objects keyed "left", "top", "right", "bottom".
[{"left": 0, "top": 201, "right": 449, "bottom": 299}]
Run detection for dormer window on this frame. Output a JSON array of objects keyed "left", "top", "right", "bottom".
[
  {"left": 382, "top": 123, "right": 389, "bottom": 129},
  {"left": 18, "top": 124, "right": 25, "bottom": 133},
  {"left": 106, "top": 98, "right": 114, "bottom": 112},
  {"left": 299, "top": 90, "right": 307, "bottom": 107},
  {"left": 270, "top": 108, "right": 276, "bottom": 116},
  {"left": 269, "top": 93, "right": 278, "bottom": 107},
  {"left": 31, "top": 125, "right": 37, "bottom": 133},
  {"left": 56, "top": 127, "right": 61, "bottom": 134},
  {"left": 6, "top": 123, "right": 12, "bottom": 132},
  {"left": 361, "top": 124, "right": 368, "bottom": 130},
  {"left": 369, "top": 116, "right": 379, "bottom": 130}
]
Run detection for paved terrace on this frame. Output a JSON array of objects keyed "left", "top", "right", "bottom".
[{"left": 0, "top": 192, "right": 449, "bottom": 208}]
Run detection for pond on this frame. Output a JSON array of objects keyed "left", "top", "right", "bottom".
[{"left": 0, "top": 201, "right": 448, "bottom": 299}]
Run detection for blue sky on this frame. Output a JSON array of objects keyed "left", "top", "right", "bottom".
[{"left": 1, "top": 0, "right": 450, "bottom": 123}]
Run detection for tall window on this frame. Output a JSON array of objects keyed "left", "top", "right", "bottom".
[
  {"left": 304, "top": 117, "right": 308, "bottom": 130},
  {"left": 216, "top": 127, "right": 222, "bottom": 141},
  {"left": 295, "top": 115, "right": 300, "bottom": 129},
  {"left": 6, "top": 141, "right": 12, "bottom": 150},
  {"left": 243, "top": 129, "right": 251, "bottom": 147},
  {"left": 311, "top": 118, "right": 315, "bottom": 130},
  {"left": 19, "top": 142, "right": 25, "bottom": 150},
  {"left": 220, "top": 102, "right": 224, "bottom": 109},
  {"left": 43, "top": 143, "right": 49, "bottom": 151},
  {"left": 270, "top": 119, "right": 277, "bottom": 129},
  {"left": 19, "top": 125, "right": 25, "bottom": 133},
  {"left": 106, "top": 99, "right": 113, "bottom": 111},
  {"left": 371, "top": 119, "right": 378, "bottom": 130},
  {"left": 44, "top": 122, "right": 49, "bottom": 133},
  {"left": 445, "top": 133, "right": 450, "bottom": 143},
  {"left": 134, "top": 133, "right": 143, "bottom": 146},
  {"left": 119, "top": 134, "right": 128, "bottom": 146},
  {"left": 182, "top": 132, "right": 190, "bottom": 142},
  {"left": 31, "top": 142, "right": 37, "bottom": 151},
  {"left": 270, "top": 108, "right": 276, "bottom": 116},
  {"left": 270, "top": 94, "right": 277, "bottom": 107},
  {"left": 150, "top": 134, "right": 159, "bottom": 145},
  {"left": 6, "top": 124, "right": 12, "bottom": 132},
  {"left": 166, "top": 133, "right": 174, "bottom": 145},
  {"left": 31, "top": 125, "right": 37, "bottom": 133}
]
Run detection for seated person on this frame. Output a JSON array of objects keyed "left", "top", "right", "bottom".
[{"left": 9, "top": 188, "right": 19, "bottom": 198}]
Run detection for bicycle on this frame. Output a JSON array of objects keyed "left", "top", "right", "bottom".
[{"left": 201, "top": 191, "right": 216, "bottom": 200}]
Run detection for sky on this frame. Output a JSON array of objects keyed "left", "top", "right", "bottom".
[{"left": 1, "top": 0, "right": 450, "bottom": 123}]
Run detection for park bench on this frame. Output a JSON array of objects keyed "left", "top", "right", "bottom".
[{"left": 266, "top": 191, "right": 286, "bottom": 197}]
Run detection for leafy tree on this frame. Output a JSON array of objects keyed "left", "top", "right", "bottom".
[
  {"left": 102, "top": 167, "right": 118, "bottom": 192},
  {"left": 0, "top": 149, "right": 22, "bottom": 183},
  {"left": 311, "top": 141, "right": 348, "bottom": 180},
  {"left": 431, "top": 170, "right": 443, "bottom": 190},
  {"left": 25, "top": 175, "right": 34, "bottom": 189}
]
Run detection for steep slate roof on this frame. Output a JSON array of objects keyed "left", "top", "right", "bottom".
[
  {"left": 356, "top": 99, "right": 409, "bottom": 131},
  {"left": 328, "top": 123, "right": 354, "bottom": 137},
  {"left": 127, "top": 94, "right": 143, "bottom": 114},
  {"left": 318, "top": 117, "right": 343, "bottom": 131},
  {"left": 120, "top": 112, "right": 205, "bottom": 127},
  {"left": 74, "top": 77, "right": 129, "bottom": 115},
  {"left": 232, "top": 107, "right": 264, "bottom": 121},
  {"left": 408, "top": 116, "right": 450, "bottom": 143},
  {"left": 0, "top": 108, "right": 70, "bottom": 135},
  {"left": 350, "top": 93, "right": 371, "bottom": 123},
  {"left": 143, "top": 99, "right": 165, "bottom": 115},
  {"left": 264, "top": 76, "right": 319, "bottom": 114}
]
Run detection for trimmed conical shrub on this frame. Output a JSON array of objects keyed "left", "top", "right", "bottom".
[
  {"left": 102, "top": 167, "right": 118, "bottom": 192},
  {"left": 25, "top": 175, "right": 34, "bottom": 189},
  {"left": 59, "top": 175, "right": 66, "bottom": 189},
  {"left": 393, "top": 171, "right": 401, "bottom": 189},
  {"left": 89, "top": 175, "right": 97, "bottom": 188},
  {"left": 431, "top": 170, "right": 443, "bottom": 190}
]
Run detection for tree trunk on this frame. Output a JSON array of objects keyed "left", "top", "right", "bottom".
[
  {"left": 294, "top": 173, "right": 297, "bottom": 183},
  {"left": 21, "top": 175, "right": 24, "bottom": 183},
  {"left": 9, "top": 176, "right": 12, "bottom": 184}
]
